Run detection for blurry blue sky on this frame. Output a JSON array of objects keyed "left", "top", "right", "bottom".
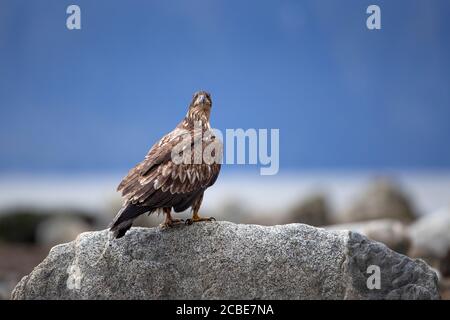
[{"left": 0, "top": 0, "right": 449, "bottom": 173}]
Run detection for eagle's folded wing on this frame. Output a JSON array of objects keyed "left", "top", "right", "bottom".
[
  {"left": 117, "top": 128, "right": 183, "bottom": 192},
  {"left": 117, "top": 127, "right": 220, "bottom": 208}
]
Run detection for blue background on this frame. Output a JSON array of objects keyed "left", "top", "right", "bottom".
[{"left": 1, "top": 0, "right": 449, "bottom": 173}]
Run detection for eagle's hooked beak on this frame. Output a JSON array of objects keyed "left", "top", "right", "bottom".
[{"left": 197, "top": 94, "right": 206, "bottom": 104}]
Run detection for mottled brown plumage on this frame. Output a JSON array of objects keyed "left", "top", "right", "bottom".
[{"left": 109, "top": 91, "right": 221, "bottom": 238}]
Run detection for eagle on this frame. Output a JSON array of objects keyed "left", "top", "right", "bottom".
[{"left": 109, "top": 91, "right": 222, "bottom": 238}]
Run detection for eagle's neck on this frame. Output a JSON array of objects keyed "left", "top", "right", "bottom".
[{"left": 185, "top": 106, "right": 211, "bottom": 129}]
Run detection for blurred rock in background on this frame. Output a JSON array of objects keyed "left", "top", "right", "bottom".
[
  {"left": 0, "top": 244, "right": 51, "bottom": 299},
  {"left": 326, "top": 219, "right": 411, "bottom": 254},
  {"left": 439, "top": 250, "right": 450, "bottom": 300},
  {"left": 408, "top": 207, "right": 450, "bottom": 273},
  {"left": 338, "top": 178, "right": 417, "bottom": 223},
  {"left": 0, "top": 207, "right": 97, "bottom": 299},
  {"left": 0, "top": 207, "right": 96, "bottom": 244},
  {"left": 440, "top": 250, "right": 450, "bottom": 278},
  {"left": 284, "top": 192, "right": 331, "bottom": 226},
  {"left": 0, "top": 211, "right": 48, "bottom": 243},
  {"left": 35, "top": 216, "right": 92, "bottom": 247}
]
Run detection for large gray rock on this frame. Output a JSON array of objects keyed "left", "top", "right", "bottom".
[{"left": 12, "top": 222, "right": 439, "bottom": 300}]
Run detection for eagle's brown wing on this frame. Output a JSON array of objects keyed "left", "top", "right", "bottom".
[{"left": 117, "top": 127, "right": 221, "bottom": 211}]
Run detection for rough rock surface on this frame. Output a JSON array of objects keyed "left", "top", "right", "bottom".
[{"left": 12, "top": 222, "right": 439, "bottom": 300}]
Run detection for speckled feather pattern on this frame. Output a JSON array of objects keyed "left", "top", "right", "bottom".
[{"left": 116, "top": 94, "right": 221, "bottom": 213}]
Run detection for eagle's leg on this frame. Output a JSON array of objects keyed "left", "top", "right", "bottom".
[
  {"left": 160, "top": 207, "right": 183, "bottom": 228},
  {"left": 185, "top": 193, "right": 216, "bottom": 225}
]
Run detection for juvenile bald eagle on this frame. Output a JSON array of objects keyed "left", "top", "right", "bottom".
[{"left": 109, "top": 91, "right": 222, "bottom": 238}]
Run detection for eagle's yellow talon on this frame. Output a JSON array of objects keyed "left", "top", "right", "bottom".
[
  {"left": 160, "top": 218, "right": 184, "bottom": 229},
  {"left": 185, "top": 216, "right": 216, "bottom": 225}
]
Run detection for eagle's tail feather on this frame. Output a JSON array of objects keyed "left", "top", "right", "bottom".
[{"left": 109, "top": 204, "right": 150, "bottom": 239}]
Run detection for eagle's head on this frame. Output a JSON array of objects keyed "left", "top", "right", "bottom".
[
  {"left": 187, "top": 91, "right": 212, "bottom": 123},
  {"left": 190, "top": 91, "right": 212, "bottom": 109}
]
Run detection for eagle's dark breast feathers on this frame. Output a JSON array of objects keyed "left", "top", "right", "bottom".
[{"left": 117, "top": 121, "right": 221, "bottom": 213}]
